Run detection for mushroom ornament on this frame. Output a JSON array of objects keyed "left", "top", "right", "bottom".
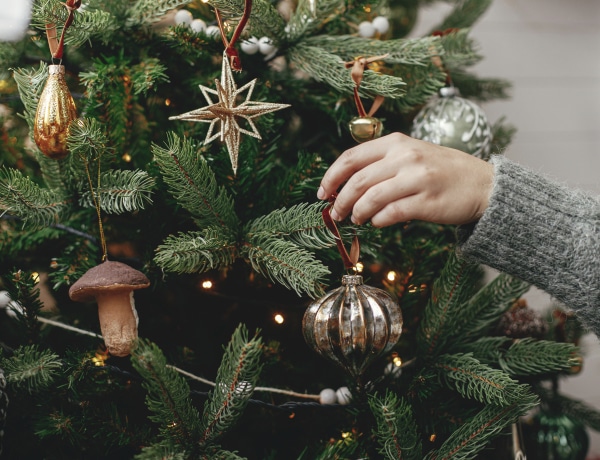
[{"left": 68, "top": 260, "right": 150, "bottom": 357}]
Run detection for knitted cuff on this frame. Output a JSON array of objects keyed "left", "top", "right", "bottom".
[{"left": 456, "top": 155, "right": 600, "bottom": 333}]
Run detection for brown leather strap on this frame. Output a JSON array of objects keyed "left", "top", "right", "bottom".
[
  {"left": 345, "top": 54, "right": 388, "bottom": 118},
  {"left": 215, "top": 0, "right": 253, "bottom": 71},
  {"left": 45, "top": 0, "right": 81, "bottom": 60},
  {"left": 322, "top": 194, "right": 360, "bottom": 270}
]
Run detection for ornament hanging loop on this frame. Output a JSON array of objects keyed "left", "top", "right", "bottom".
[
  {"left": 44, "top": 0, "right": 82, "bottom": 60},
  {"left": 214, "top": 0, "right": 253, "bottom": 71},
  {"left": 344, "top": 54, "right": 388, "bottom": 118},
  {"left": 322, "top": 194, "right": 360, "bottom": 271}
]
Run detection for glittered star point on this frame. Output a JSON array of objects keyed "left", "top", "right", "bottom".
[{"left": 169, "top": 52, "right": 290, "bottom": 174}]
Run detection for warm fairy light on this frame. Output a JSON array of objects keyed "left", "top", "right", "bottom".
[
  {"left": 341, "top": 431, "right": 351, "bottom": 439},
  {"left": 354, "top": 262, "right": 364, "bottom": 273},
  {"left": 50, "top": 259, "right": 58, "bottom": 269},
  {"left": 363, "top": 5, "right": 371, "bottom": 12},
  {"left": 91, "top": 351, "right": 108, "bottom": 367},
  {"left": 201, "top": 280, "right": 213, "bottom": 289},
  {"left": 31, "top": 272, "right": 40, "bottom": 283},
  {"left": 164, "top": 98, "right": 171, "bottom": 106},
  {"left": 386, "top": 271, "right": 397, "bottom": 281},
  {"left": 274, "top": 314, "right": 284, "bottom": 324},
  {"left": 122, "top": 153, "right": 132, "bottom": 162},
  {"left": 429, "top": 434, "right": 437, "bottom": 442},
  {"left": 408, "top": 284, "right": 418, "bottom": 293},
  {"left": 288, "top": 412, "right": 295, "bottom": 419},
  {"left": 393, "top": 356, "right": 402, "bottom": 367}
]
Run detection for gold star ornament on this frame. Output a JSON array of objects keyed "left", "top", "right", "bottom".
[{"left": 169, "top": 52, "right": 290, "bottom": 175}]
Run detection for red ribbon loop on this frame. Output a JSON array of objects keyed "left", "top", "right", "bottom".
[{"left": 322, "top": 194, "right": 360, "bottom": 270}]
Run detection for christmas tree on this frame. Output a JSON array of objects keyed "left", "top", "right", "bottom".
[{"left": 0, "top": 0, "right": 597, "bottom": 458}]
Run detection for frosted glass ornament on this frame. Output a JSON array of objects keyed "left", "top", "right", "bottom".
[
  {"left": 319, "top": 388, "right": 337, "bottom": 405},
  {"left": 241, "top": 37, "right": 260, "bottom": 55},
  {"left": 190, "top": 18, "right": 206, "bottom": 33},
  {"left": 411, "top": 86, "right": 492, "bottom": 160},
  {"left": 372, "top": 16, "right": 390, "bottom": 34}
]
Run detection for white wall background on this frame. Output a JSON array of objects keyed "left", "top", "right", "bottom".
[{"left": 413, "top": 0, "right": 600, "bottom": 456}]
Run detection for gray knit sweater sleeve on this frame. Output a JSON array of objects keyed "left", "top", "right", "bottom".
[{"left": 457, "top": 155, "right": 600, "bottom": 335}]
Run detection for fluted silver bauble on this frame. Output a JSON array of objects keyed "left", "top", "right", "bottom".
[
  {"left": 302, "top": 274, "right": 402, "bottom": 378},
  {"left": 411, "top": 86, "right": 492, "bottom": 160}
]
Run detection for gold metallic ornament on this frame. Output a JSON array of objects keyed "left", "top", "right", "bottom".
[
  {"left": 302, "top": 274, "right": 402, "bottom": 378},
  {"left": 349, "top": 116, "right": 383, "bottom": 143},
  {"left": 34, "top": 65, "right": 78, "bottom": 160}
]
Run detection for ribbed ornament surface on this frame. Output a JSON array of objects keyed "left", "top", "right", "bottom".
[
  {"left": 34, "top": 65, "right": 78, "bottom": 160},
  {"left": 302, "top": 275, "right": 402, "bottom": 378}
]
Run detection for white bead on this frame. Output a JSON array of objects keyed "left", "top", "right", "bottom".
[
  {"left": 319, "top": 388, "right": 337, "bottom": 405},
  {"left": 336, "top": 386, "right": 352, "bottom": 405},
  {"left": 241, "top": 37, "right": 260, "bottom": 55},
  {"left": 258, "top": 36, "right": 276, "bottom": 55},
  {"left": 205, "top": 25, "right": 221, "bottom": 38},
  {"left": 0, "top": 291, "right": 10, "bottom": 309},
  {"left": 174, "top": 9, "right": 194, "bottom": 27},
  {"left": 358, "top": 21, "right": 376, "bottom": 38},
  {"left": 372, "top": 16, "right": 390, "bottom": 34},
  {"left": 190, "top": 18, "right": 206, "bottom": 33}
]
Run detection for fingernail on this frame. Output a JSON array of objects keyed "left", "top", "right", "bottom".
[
  {"left": 330, "top": 208, "right": 340, "bottom": 221},
  {"left": 317, "top": 186, "right": 326, "bottom": 200},
  {"left": 350, "top": 215, "right": 358, "bottom": 225}
]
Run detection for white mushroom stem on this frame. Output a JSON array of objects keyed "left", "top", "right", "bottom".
[{"left": 95, "top": 290, "right": 139, "bottom": 357}]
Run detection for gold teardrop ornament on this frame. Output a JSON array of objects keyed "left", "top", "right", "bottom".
[{"left": 34, "top": 65, "right": 78, "bottom": 159}]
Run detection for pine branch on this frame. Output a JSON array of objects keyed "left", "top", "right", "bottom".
[
  {"left": 154, "top": 228, "right": 238, "bottom": 273},
  {"left": 12, "top": 61, "right": 48, "bottom": 133},
  {"left": 31, "top": 0, "right": 115, "bottom": 49},
  {"left": 287, "top": 44, "right": 406, "bottom": 99},
  {"left": 67, "top": 117, "right": 111, "bottom": 164},
  {"left": 131, "top": 339, "right": 203, "bottom": 449},
  {"left": 126, "top": 0, "right": 192, "bottom": 27},
  {"left": 437, "top": 29, "right": 483, "bottom": 69},
  {"left": 245, "top": 202, "right": 335, "bottom": 250},
  {"left": 369, "top": 391, "right": 422, "bottom": 460},
  {"left": 78, "top": 169, "right": 155, "bottom": 214},
  {"left": 1, "top": 345, "right": 62, "bottom": 393},
  {"left": 425, "top": 394, "right": 538, "bottom": 460},
  {"left": 417, "top": 252, "right": 483, "bottom": 358},
  {"left": 303, "top": 440, "right": 359, "bottom": 460},
  {"left": 209, "top": 0, "right": 286, "bottom": 44},
  {"left": 243, "top": 235, "right": 330, "bottom": 298},
  {"left": 450, "top": 273, "right": 530, "bottom": 349},
  {"left": 135, "top": 443, "right": 187, "bottom": 460},
  {"left": 431, "top": 353, "right": 532, "bottom": 407},
  {"left": 427, "top": 0, "right": 493, "bottom": 34},
  {"left": 199, "top": 324, "right": 263, "bottom": 447},
  {"left": 286, "top": 0, "right": 345, "bottom": 41},
  {"left": 130, "top": 59, "right": 170, "bottom": 95},
  {"left": 0, "top": 167, "right": 70, "bottom": 228},
  {"left": 152, "top": 132, "right": 240, "bottom": 233},
  {"left": 498, "top": 339, "right": 579, "bottom": 376}
]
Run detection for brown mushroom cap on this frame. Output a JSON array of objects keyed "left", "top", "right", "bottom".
[{"left": 69, "top": 260, "right": 150, "bottom": 302}]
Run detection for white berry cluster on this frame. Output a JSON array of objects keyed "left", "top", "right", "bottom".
[
  {"left": 357, "top": 16, "right": 390, "bottom": 38},
  {"left": 173, "top": 9, "right": 221, "bottom": 38},
  {"left": 319, "top": 386, "right": 352, "bottom": 405},
  {"left": 240, "top": 37, "right": 278, "bottom": 60}
]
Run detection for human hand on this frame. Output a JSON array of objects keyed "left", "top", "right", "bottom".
[{"left": 317, "top": 133, "right": 494, "bottom": 227}]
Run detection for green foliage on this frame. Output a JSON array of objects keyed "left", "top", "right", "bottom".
[
  {"left": 131, "top": 339, "right": 203, "bottom": 449},
  {"left": 12, "top": 61, "right": 48, "bottom": 133},
  {"left": 431, "top": 353, "right": 532, "bottom": 406},
  {"left": 154, "top": 228, "right": 238, "bottom": 273},
  {"left": 1, "top": 345, "right": 62, "bottom": 393},
  {"left": 369, "top": 391, "right": 422, "bottom": 460},
  {"left": 152, "top": 132, "right": 239, "bottom": 233},
  {"left": 425, "top": 394, "right": 538, "bottom": 460},
  {"left": 464, "top": 338, "right": 580, "bottom": 377},
  {"left": 243, "top": 235, "right": 330, "bottom": 298},
  {"left": 126, "top": 0, "right": 193, "bottom": 27},
  {"left": 0, "top": 167, "right": 69, "bottom": 228},
  {"left": 78, "top": 169, "right": 155, "bottom": 214},
  {"left": 417, "top": 252, "right": 483, "bottom": 358},
  {"left": 286, "top": 0, "right": 345, "bottom": 40},
  {"left": 429, "top": 0, "right": 493, "bottom": 33},
  {"left": 199, "top": 324, "right": 263, "bottom": 447}
]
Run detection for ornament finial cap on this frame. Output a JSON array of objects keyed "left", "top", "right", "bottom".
[{"left": 341, "top": 274, "right": 363, "bottom": 285}]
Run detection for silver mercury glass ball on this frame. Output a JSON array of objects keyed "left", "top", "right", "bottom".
[
  {"left": 302, "top": 274, "right": 402, "bottom": 378},
  {"left": 410, "top": 86, "right": 492, "bottom": 160}
]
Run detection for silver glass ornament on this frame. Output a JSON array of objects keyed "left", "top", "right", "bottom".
[
  {"left": 411, "top": 86, "right": 492, "bottom": 160},
  {"left": 302, "top": 274, "right": 402, "bottom": 378}
]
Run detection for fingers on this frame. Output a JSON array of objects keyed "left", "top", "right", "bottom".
[{"left": 317, "top": 134, "right": 398, "bottom": 201}]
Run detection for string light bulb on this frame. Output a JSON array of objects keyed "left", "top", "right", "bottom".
[
  {"left": 201, "top": 280, "right": 213, "bottom": 289},
  {"left": 354, "top": 262, "right": 364, "bottom": 273},
  {"left": 386, "top": 270, "right": 397, "bottom": 281},
  {"left": 274, "top": 313, "right": 284, "bottom": 324}
]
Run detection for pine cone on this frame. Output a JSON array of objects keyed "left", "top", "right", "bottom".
[{"left": 496, "top": 299, "right": 548, "bottom": 339}]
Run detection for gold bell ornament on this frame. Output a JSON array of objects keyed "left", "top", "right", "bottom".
[
  {"left": 345, "top": 55, "right": 388, "bottom": 144},
  {"left": 302, "top": 195, "right": 402, "bottom": 378},
  {"left": 34, "top": 64, "right": 78, "bottom": 159}
]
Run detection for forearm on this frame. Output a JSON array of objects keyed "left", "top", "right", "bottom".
[{"left": 457, "top": 155, "right": 600, "bottom": 334}]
